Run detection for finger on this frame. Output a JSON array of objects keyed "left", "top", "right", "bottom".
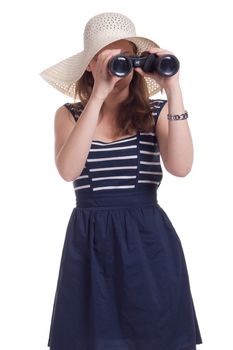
[
  {"left": 146, "top": 47, "right": 174, "bottom": 55},
  {"left": 102, "top": 53, "right": 117, "bottom": 70},
  {"left": 98, "top": 48, "right": 121, "bottom": 61},
  {"left": 147, "top": 47, "right": 168, "bottom": 52},
  {"left": 134, "top": 67, "right": 145, "bottom": 76},
  {"left": 102, "top": 54, "right": 123, "bottom": 81},
  {"left": 135, "top": 66, "right": 163, "bottom": 82},
  {"left": 97, "top": 49, "right": 122, "bottom": 71},
  {"left": 134, "top": 67, "right": 156, "bottom": 79},
  {"left": 154, "top": 51, "right": 174, "bottom": 56}
]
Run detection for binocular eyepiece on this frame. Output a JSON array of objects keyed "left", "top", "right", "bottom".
[{"left": 108, "top": 52, "right": 180, "bottom": 77}]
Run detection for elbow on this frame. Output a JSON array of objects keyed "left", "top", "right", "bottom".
[
  {"left": 63, "top": 175, "right": 75, "bottom": 182},
  {"left": 164, "top": 162, "right": 193, "bottom": 177},
  {"left": 55, "top": 158, "right": 80, "bottom": 182},
  {"left": 168, "top": 168, "right": 192, "bottom": 177},
  {"left": 58, "top": 167, "right": 81, "bottom": 182},
  {"left": 175, "top": 167, "right": 192, "bottom": 177},
  {"left": 60, "top": 172, "right": 80, "bottom": 182},
  {"left": 57, "top": 168, "right": 75, "bottom": 182}
]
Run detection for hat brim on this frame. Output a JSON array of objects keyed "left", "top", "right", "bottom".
[{"left": 39, "top": 35, "right": 162, "bottom": 99}]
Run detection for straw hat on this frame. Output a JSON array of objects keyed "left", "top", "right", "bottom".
[{"left": 39, "top": 12, "right": 162, "bottom": 99}]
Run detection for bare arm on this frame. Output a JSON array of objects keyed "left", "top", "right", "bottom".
[
  {"left": 134, "top": 46, "right": 194, "bottom": 178},
  {"left": 55, "top": 48, "right": 123, "bottom": 182},
  {"left": 55, "top": 95, "right": 104, "bottom": 181},
  {"left": 156, "top": 84, "right": 194, "bottom": 177}
]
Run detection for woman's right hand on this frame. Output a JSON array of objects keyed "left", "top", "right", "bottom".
[{"left": 90, "top": 49, "right": 123, "bottom": 101}]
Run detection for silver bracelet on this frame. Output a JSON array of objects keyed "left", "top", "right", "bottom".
[{"left": 167, "top": 110, "right": 188, "bottom": 121}]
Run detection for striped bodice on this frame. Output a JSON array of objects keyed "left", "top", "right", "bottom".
[{"left": 64, "top": 99, "right": 167, "bottom": 194}]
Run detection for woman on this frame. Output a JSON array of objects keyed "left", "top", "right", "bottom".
[{"left": 40, "top": 11, "right": 203, "bottom": 350}]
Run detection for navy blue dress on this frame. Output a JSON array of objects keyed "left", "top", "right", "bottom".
[{"left": 47, "top": 99, "right": 203, "bottom": 350}]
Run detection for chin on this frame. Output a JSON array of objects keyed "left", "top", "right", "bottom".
[
  {"left": 114, "top": 80, "right": 130, "bottom": 90},
  {"left": 112, "top": 84, "right": 122, "bottom": 92}
]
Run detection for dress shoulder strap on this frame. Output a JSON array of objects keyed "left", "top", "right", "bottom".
[
  {"left": 149, "top": 98, "right": 168, "bottom": 126},
  {"left": 63, "top": 102, "right": 84, "bottom": 121}
]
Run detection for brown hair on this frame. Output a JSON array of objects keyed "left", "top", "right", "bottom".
[{"left": 73, "top": 43, "right": 157, "bottom": 137}]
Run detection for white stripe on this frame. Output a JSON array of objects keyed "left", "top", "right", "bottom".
[
  {"left": 93, "top": 185, "right": 135, "bottom": 191},
  {"left": 92, "top": 175, "right": 137, "bottom": 181},
  {"left": 139, "top": 171, "right": 162, "bottom": 175},
  {"left": 87, "top": 155, "right": 137, "bottom": 162},
  {"left": 140, "top": 150, "right": 160, "bottom": 155},
  {"left": 90, "top": 166, "right": 137, "bottom": 172},
  {"left": 150, "top": 100, "right": 164, "bottom": 103},
  {"left": 140, "top": 132, "right": 155, "bottom": 136},
  {"left": 150, "top": 105, "right": 161, "bottom": 109},
  {"left": 74, "top": 184, "right": 90, "bottom": 190},
  {"left": 140, "top": 141, "right": 157, "bottom": 146},
  {"left": 90, "top": 145, "right": 137, "bottom": 152},
  {"left": 74, "top": 174, "right": 89, "bottom": 181},
  {"left": 140, "top": 161, "right": 161, "bottom": 165},
  {"left": 138, "top": 180, "right": 160, "bottom": 184}
]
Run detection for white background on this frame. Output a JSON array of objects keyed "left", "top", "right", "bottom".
[{"left": 0, "top": 0, "right": 232, "bottom": 349}]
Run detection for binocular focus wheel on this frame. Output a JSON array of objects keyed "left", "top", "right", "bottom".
[{"left": 142, "top": 55, "right": 156, "bottom": 73}]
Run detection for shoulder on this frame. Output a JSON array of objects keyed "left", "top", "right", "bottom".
[
  {"left": 55, "top": 102, "right": 83, "bottom": 124},
  {"left": 64, "top": 102, "right": 84, "bottom": 117},
  {"left": 53, "top": 105, "right": 74, "bottom": 131}
]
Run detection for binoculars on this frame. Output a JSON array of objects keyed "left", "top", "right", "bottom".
[{"left": 108, "top": 52, "right": 180, "bottom": 77}]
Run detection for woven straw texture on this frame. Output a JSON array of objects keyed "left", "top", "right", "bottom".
[{"left": 39, "top": 12, "right": 162, "bottom": 100}]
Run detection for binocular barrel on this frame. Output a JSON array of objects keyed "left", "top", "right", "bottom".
[{"left": 108, "top": 53, "right": 180, "bottom": 77}]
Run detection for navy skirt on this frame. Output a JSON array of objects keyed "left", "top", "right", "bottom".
[{"left": 47, "top": 189, "right": 203, "bottom": 350}]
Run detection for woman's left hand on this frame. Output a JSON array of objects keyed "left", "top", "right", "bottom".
[{"left": 134, "top": 47, "right": 180, "bottom": 91}]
